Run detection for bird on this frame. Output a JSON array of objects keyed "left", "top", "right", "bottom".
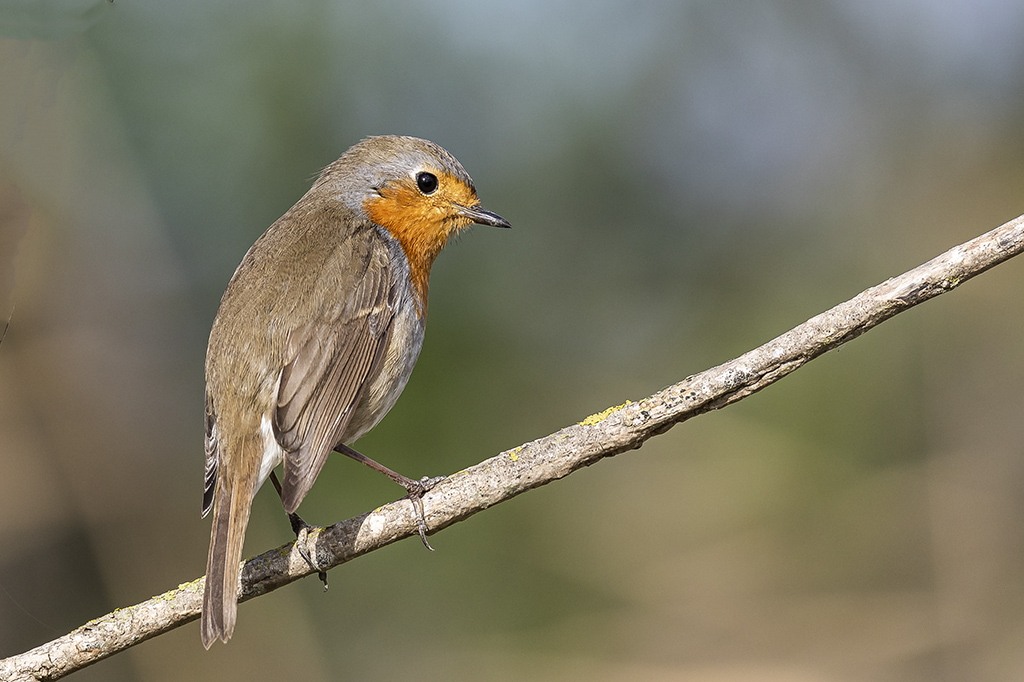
[{"left": 200, "top": 135, "right": 510, "bottom": 648}]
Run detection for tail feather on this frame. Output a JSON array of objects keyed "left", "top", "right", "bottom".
[{"left": 201, "top": 480, "right": 252, "bottom": 648}]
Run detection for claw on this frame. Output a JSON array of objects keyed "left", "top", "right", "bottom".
[
  {"left": 270, "top": 471, "right": 328, "bottom": 588},
  {"left": 403, "top": 475, "right": 445, "bottom": 551},
  {"left": 288, "top": 511, "right": 328, "bottom": 589}
]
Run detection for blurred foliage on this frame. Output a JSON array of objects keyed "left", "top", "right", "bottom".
[{"left": 2, "top": 1, "right": 1024, "bottom": 680}]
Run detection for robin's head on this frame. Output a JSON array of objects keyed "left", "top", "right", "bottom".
[{"left": 316, "top": 135, "right": 509, "bottom": 310}]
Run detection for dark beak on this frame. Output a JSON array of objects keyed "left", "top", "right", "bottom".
[{"left": 458, "top": 204, "right": 511, "bottom": 229}]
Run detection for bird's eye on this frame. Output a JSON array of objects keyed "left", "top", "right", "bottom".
[{"left": 416, "top": 172, "right": 438, "bottom": 195}]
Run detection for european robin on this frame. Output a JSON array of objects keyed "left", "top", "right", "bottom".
[{"left": 200, "top": 135, "right": 510, "bottom": 648}]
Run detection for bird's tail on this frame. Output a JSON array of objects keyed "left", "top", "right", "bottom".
[{"left": 201, "top": 479, "right": 252, "bottom": 648}]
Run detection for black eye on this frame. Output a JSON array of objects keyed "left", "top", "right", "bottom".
[{"left": 416, "top": 171, "right": 438, "bottom": 194}]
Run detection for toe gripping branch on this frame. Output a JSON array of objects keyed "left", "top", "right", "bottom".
[
  {"left": 269, "top": 459, "right": 446, "bottom": 589},
  {"left": 270, "top": 471, "right": 328, "bottom": 589},
  {"left": 335, "top": 444, "right": 444, "bottom": 551}
]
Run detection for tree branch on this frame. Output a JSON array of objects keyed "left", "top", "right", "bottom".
[{"left": 3, "top": 213, "right": 1023, "bottom": 681}]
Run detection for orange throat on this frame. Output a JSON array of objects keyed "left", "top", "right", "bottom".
[{"left": 363, "top": 176, "right": 477, "bottom": 317}]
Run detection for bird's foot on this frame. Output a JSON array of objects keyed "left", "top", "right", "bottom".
[
  {"left": 401, "top": 475, "right": 446, "bottom": 551},
  {"left": 333, "top": 445, "right": 446, "bottom": 551},
  {"left": 288, "top": 512, "right": 328, "bottom": 590}
]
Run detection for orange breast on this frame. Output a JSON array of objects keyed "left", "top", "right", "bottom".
[{"left": 363, "top": 173, "right": 478, "bottom": 316}]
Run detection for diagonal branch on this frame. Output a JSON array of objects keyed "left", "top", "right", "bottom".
[{"left": 3, "top": 213, "right": 1024, "bottom": 681}]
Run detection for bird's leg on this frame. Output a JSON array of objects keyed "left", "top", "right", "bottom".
[
  {"left": 335, "top": 444, "right": 444, "bottom": 551},
  {"left": 269, "top": 470, "right": 328, "bottom": 589}
]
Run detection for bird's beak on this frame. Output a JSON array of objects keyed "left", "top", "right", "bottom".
[{"left": 457, "top": 204, "right": 511, "bottom": 229}]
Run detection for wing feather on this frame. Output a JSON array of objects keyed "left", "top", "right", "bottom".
[
  {"left": 273, "top": 238, "right": 397, "bottom": 513},
  {"left": 202, "top": 393, "right": 218, "bottom": 518}
]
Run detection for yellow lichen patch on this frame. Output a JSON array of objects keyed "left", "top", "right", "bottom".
[{"left": 579, "top": 401, "right": 633, "bottom": 426}]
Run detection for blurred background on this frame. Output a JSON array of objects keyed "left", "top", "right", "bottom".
[{"left": 2, "top": 1, "right": 1024, "bottom": 680}]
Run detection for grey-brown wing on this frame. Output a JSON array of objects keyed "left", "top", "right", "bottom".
[{"left": 272, "top": 241, "right": 396, "bottom": 513}]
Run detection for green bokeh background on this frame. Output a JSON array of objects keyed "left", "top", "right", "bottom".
[{"left": 3, "top": 1, "right": 1024, "bottom": 680}]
